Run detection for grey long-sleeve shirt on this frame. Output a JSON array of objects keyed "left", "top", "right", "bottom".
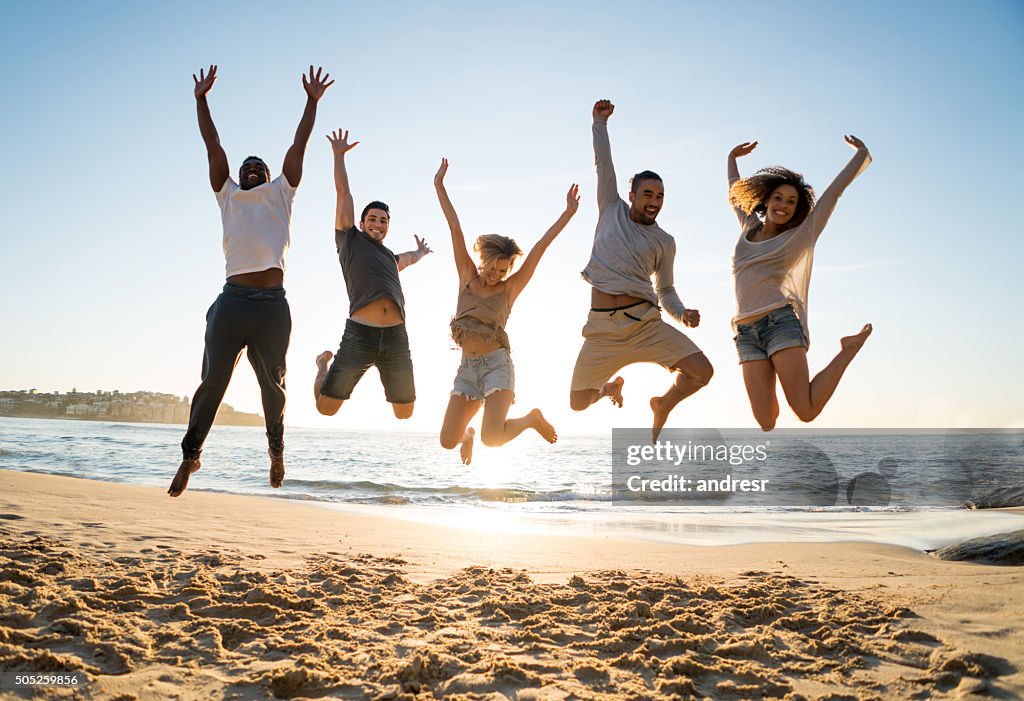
[{"left": 580, "top": 118, "right": 687, "bottom": 321}]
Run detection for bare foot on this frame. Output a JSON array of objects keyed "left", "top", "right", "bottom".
[
  {"left": 530, "top": 409, "right": 558, "bottom": 444},
  {"left": 316, "top": 350, "right": 334, "bottom": 372},
  {"left": 269, "top": 451, "right": 285, "bottom": 489},
  {"left": 650, "top": 396, "right": 671, "bottom": 443},
  {"left": 841, "top": 324, "right": 873, "bottom": 354},
  {"left": 168, "top": 458, "right": 200, "bottom": 497},
  {"left": 602, "top": 376, "right": 624, "bottom": 408},
  {"left": 460, "top": 427, "right": 475, "bottom": 465}
]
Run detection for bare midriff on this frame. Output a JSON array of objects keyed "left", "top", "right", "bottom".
[
  {"left": 228, "top": 267, "right": 284, "bottom": 289},
  {"left": 591, "top": 289, "right": 647, "bottom": 309},
  {"left": 457, "top": 333, "right": 504, "bottom": 358},
  {"left": 735, "top": 305, "right": 790, "bottom": 326},
  {"left": 351, "top": 296, "right": 404, "bottom": 327}
]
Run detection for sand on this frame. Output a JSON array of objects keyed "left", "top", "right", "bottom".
[{"left": 0, "top": 469, "right": 1021, "bottom": 700}]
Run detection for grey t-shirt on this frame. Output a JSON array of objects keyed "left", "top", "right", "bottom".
[{"left": 335, "top": 227, "right": 406, "bottom": 320}]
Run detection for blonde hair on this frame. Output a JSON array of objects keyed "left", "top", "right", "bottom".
[{"left": 474, "top": 234, "right": 522, "bottom": 276}]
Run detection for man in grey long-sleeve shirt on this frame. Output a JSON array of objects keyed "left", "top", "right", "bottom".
[{"left": 569, "top": 99, "right": 713, "bottom": 441}]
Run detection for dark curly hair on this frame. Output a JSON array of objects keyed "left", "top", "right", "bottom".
[{"left": 729, "top": 167, "right": 816, "bottom": 231}]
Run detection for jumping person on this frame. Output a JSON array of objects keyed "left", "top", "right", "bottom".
[
  {"left": 569, "top": 100, "right": 713, "bottom": 442},
  {"left": 169, "top": 65, "right": 332, "bottom": 497},
  {"left": 313, "top": 129, "right": 431, "bottom": 417},
  {"left": 727, "top": 137, "right": 873, "bottom": 431},
  {"left": 435, "top": 158, "right": 578, "bottom": 464}
]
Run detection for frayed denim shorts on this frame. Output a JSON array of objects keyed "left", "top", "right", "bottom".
[
  {"left": 734, "top": 305, "right": 808, "bottom": 363},
  {"left": 451, "top": 348, "right": 515, "bottom": 402}
]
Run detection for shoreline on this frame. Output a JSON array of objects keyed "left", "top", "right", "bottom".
[
  {"left": 1, "top": 469, "right": 1022, "bottom": 698},
  {"left": 7, "top": 463, "right": 1024, "bottom": 551}
]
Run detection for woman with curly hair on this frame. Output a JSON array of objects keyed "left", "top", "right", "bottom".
[
  {"left": 728, "top": 137, "right": 873, "bottom": 430},
  {"left": 434, "top": 158, "right": 579, "bottom": 463}
]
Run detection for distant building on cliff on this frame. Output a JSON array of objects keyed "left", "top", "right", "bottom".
[{"left": 0, "top": 389, "right": 262, "bottom": 427}]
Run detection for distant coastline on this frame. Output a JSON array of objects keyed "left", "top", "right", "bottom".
[{"left": 0, "top": 389, "right": 263, "bottom": 427}]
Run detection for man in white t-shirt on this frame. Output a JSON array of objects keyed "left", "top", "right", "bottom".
[{"left": 169, "top": 65, "right": 333, "bottom": 497}]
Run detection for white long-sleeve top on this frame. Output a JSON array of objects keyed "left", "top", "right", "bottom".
[{"left": 731, "top": 148, "right": 871, "bottom": 347}]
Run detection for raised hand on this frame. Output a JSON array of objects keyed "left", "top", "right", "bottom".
[
  {"left": 326, "top": 128, "right": 359, "bottom": 155},
  {"left": 414, "top": 235, "right": 433, "bottom": 257},
  {"left": 682, "top": 308, "right": 701, "bottom": 328},
  {"left": 434, "top": 157, "right": 449, "bottom": 187},
  {"left": 729, "top": 141, "right": 758, "bottom": 158},
  {"left": 193, "top": 65, "right": 217, "bottom": 99},
  {"left": 593, "top": 99, "right": 615, "bottom": 120},
  {"left": 844, "top": 134, "right": 867, "bottom": 150},
  {"left": 566, "top": 183, "right": 581, "bottom": 214},
  {"left": 302, "top": 65, "right": 334, "bottom": 101}
]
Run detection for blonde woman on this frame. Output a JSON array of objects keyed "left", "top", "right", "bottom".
[{"left": 434, "top": 158, "right": 578, "bottom": 464}]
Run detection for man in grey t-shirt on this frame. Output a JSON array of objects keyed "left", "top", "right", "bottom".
[
  {"left": 312, "top": 129, "right": 431, "bottom": 418},
  {"left": 569, "top": 100, "right": 714, "bottom": 441}
]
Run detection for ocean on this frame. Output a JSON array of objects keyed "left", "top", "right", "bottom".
[{"left": 2, "top": 417, "right": 1021, "bottom": 549}]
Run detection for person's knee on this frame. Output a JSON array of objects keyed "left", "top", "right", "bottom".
[
  {"left": 795, "top": 410, "right": 817, "bottom": 423},
  {"left": 439, "top": 434, "right": 460, "bottom": 450},
  {"left": 792, "top": 404, "right": 818, "bottom": 423},
  {"left": 757, "top": 417, "right": 776, "bottom": 432},
  {"left": 692, "top": 363, "right": 714, "bottom": 387},
  {"left": 316, "top": 397, "right": 342, "bottom": 416},
  {"left": 392, "top": 403, "right": 414, "bottom": 420},
  {"left": 689, "top": 357, "right": 714, "bottom": 386},
  {"left": 569, "top": 391, "right": 592, "bottom": 412},
  {"left": 480, "top": 428, "right": 505, "bottom": 448}
]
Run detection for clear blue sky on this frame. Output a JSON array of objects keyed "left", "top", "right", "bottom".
[{"left": 1, "top": 0, "right": 1022, "bottom": 431}]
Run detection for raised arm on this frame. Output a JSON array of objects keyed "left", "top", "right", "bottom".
[
  {"left": 281, "top": 66, "right": 333, "bottom": 188},
  {"left": 327, "top": 129, "right": 359, "bottom": 231},
  {"left": 396, "top": 235, "right": 433, "bottom": 272},
  {"left": 193, "top": 65, "right": 229, "bottom": 192},
  {"left": 727, "top": 141, "right": 758, "bottom": 225},
  {"left": 592, "top": 99, "right": 619, "bottom": 212},
  {"left": 506, "top": 184, "right": 580, "bottom": 304},
  {"left": 809, "top": 135, "right": 872, "bottom": 240},
  {"left": 433, "top": 158, "right": 477, "bottom": 285}
]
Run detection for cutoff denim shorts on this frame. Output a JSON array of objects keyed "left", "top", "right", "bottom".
[
  {"left": 734, "top": 305, "right": 808, "bottom": 363},
  {"left": 451, "top": 348, "right": 515, "bottom": 402}
]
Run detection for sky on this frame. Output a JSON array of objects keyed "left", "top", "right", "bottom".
[{"left": 1, "top": 0, "right": 1022, "bottom": 433}]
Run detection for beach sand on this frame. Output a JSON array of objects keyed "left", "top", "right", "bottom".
[{"left": 0, "top": 469, "right": 1021, "bottom": 700}]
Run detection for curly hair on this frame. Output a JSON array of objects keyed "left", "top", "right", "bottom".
[
  {"left": 729, "top": 167, "right": 816, "bottom": 231},
  {"left": 474, "top": 234, "right": 523, "bottom": 277}
]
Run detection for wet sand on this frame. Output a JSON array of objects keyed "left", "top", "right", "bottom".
[{"left": 1, "top": 469, "right": 1021, "bottom": 699}]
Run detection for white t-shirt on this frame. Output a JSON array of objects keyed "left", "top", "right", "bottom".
[{"left": 216, "top": 175, "right": 297, "bottom": 277}]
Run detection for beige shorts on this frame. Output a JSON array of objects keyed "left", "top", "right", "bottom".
[{"left": 570, "top": 302, "right": 702, "bottom": 391}]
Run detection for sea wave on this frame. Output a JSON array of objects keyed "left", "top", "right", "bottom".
[{"left": 280, "top": 477, "right": 612, "bottom": 504}]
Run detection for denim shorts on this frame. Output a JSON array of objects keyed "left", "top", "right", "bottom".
[
  {"left": 451, "top": 348, "right": 515, "bottom": 402},
  {"left": 734, "top": 305, "right": 808, "bottom": 363},
  {"left": 320, "top": 319, "right": 416, "bottom": 403}
]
